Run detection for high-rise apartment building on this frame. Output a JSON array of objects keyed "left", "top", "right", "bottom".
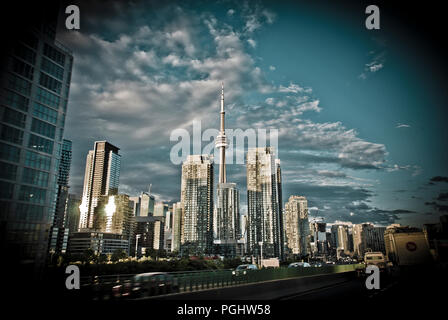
[
  {"left": 139, "top": 191, "right": 155, "bottom": 217},
  {"left": 246, "top": 147, "right": 282, "bottom": 259},
  {"left": 0, "top": 11, "right": 73, "bottom": 274},
  {"left": 68, "top": 193, "right": 135, "bottom": 256},
  {"left": 284, "top": 196, "right": 309, "bottom": 257},
  {"left": 332, "top": 224, "right": 353, "bottom": 258},
  {"left": 180, "top": 154, "right": 214, "bottom": 255},
  {"left": 78, "top": 141, "right": 121, "bottom": 230},
  {"left": 132, "top": 215, "right": 165, "bottom": 257},
  {"left": 154, "top": 202, "right": 168, "bottom": 217},
  {"left": 353, "top": 223, "right": 386, "bottom": 257},
  {"left": 171, "top": 201, "right": 183, "bottom": 253},
  {"left": 66, "top": 193, "right": 80, "bottom": 234},
  {"left": 48, "top": 138, "right": 72, "bottom": 254},
  {"left": 309, "top": 221, "right": 328, "bottom": 257}
]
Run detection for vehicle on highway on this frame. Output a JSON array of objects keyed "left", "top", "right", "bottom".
[
  {"left": 364, "top": 252, "right": 387, "bottom": 271},
  {"left": 232, "top": 264, "right": 258, "bottom": 276},
  {"left": 114, "top": 272, "right": 179, "bottom": 298},
  {"left": 288, "top": 262, "right": 311, "bottom": 268}
]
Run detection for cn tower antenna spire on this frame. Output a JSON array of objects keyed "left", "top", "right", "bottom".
[
  {"left": 216, "top": 81, "right": 228, "bottom": 184},
  {"left": 221, "top": 82, "right": 224, "bottom": 114}
]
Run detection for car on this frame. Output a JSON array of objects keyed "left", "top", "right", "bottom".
[
  {"left": 288, "top": 262, "right": 311, "bottom": 268},
  {"left": 125, "top": 272, "right": 179, "bottom": 298},
  {"left": 232, "top": 264, "right": 258, "bottom": 276}
]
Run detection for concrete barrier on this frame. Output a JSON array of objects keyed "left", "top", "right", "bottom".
[{"left": 144, "top": 271, "right": 356, "bottom": 300}]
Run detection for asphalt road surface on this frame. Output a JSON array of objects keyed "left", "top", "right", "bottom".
[{"left": 280, "top": 266, "right": 447, "bottom": 303}]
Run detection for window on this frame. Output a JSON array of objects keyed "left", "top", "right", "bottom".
[
  {"left": 32, "top": 102, "right": 58, "bottom": 124},
  {"left": 11, "top": 58, "right": 34, "bottom": 80},
  {"left": 31, "top": 118, "right": 56, "bottom": 139},
  {"left": 39, "top": 73, "right": 61, "bottom": 94},
  {"left": 36, "top": 87, "right": 60, "bottom": 108},
  {"left": 25, "top": 151, "right": 51, "bottom": 171},
  {"left": 41, "top": 58, "right": 64, "bottom": 81},
  {"left": 22, "top": 167, "right": 49, "bottom": 187},
  {"left": 18, "top": 185, "right": 46, "bottom": 204},
  {"left": 7, "top": 74, "right": 31, "bottom": 96},
  {"left": 43, "top": 43, "right": 65, "bottom": 66},
  {"left": 0, "top": 161, "right": 17, "bottom": 180},
  {"left": 14, "top": 43, "right": 36, "bottom": 65},
  {"left": 21, "top": 33, "right": 38, "bottom": 49},
  {"left": 0, "top": 125, "right": 23, "bottom": 144},
  {"left": 16, "top": 203, "right": 45, "bottom": 221},
  {"left": 0, "top": 143, "right": 21, "bottom": 162},
  {"left": 2, "top": 89, "right": 29, "bottom": 112},
  {"left": 2, "top": 107, "right": 26, "bottom": 128},
  {"left": 58, "top": 128, "right": 64, "bottom": 141},
  {"left": 28, "top": 134, "right": 53, "bottom": 154},
  {"left": 0, "top": 181, "right": 14, "bottom": 199}
]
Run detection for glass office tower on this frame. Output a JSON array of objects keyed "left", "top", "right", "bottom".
[{"left": 0, "top": 12, "right": 73, "bottom": 275}]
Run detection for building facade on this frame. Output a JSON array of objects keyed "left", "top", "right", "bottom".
[
  {"left": 284, "top": 196, "right": 309, "bottom": 257},
  {"left": 171, "top": 201, "right": 183, "bottom": 253},
  {"left": 180, "top": 154, "right": 214, "bottom": 255},
  {"left": 132, "top": 216, "right": 165, "bottom": 257},
  {"left": 353, "top": 223, "right": 386, "bottom": 257},
  {"left": 309, "top": 221, "right": 328, "bottom": 257},
  {"left": 246, "top": 147, "right": 282, "bottom": 259},
  {"left": 0, "top": 16, "right": 73, "bottom": 274},
  {"left": 48, "top": 138, "right": 72, "bottom": 255},
  {"left": 78, "top": 141, "right": 121, "bottom": 230}
]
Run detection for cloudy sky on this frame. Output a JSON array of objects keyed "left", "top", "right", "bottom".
[{"left": 57, "top": 0, "right": 448, "bottom": 227}]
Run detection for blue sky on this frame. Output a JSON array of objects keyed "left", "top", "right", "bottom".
[{"left": 58, "top": 0, "right": 448, "bottom": 227}]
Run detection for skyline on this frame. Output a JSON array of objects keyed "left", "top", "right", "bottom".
[{"left": 56, "top": 0, "right": 448, "bottom": 228}]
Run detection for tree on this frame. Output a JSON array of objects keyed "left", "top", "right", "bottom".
[
  {"left": 111, "top": 250, "right": 128, "bottom": 263},
  {"left": 82, "top": 249, "right": 96, "bottom": 264},
  {"left": 98, "top": 253, "right": 108, "bottom": 263}
]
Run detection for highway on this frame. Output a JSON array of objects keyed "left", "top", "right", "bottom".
[{"left": 278, "top": 265, "right": 446, "bottom": 302}]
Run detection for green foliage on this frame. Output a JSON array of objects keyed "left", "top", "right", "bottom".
[{"left": 110, "top": 250, "right": 128, "bottom": 262}]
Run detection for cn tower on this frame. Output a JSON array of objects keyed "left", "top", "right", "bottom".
[{"left": 214, "top": 82, "right": 241, "bottom": 257}]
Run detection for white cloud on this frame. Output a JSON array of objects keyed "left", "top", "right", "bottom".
[
  {"left": 396, "top": 123, "right": 411, "bottom": 128},
  {"left": 359, "top": 51, "right": 386, "bottom": 80},
  {"left": 247, "top": 39, "right": 256, "bottom": 48}
]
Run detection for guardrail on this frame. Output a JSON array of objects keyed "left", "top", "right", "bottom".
[
  {"left": 81, "top": 264, "right": 364, "bottom": 300},
  {"left": 175, "top": 264, "right": 363, "bottom": 293}
]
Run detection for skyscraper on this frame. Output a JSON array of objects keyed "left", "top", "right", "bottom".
[
  {"left": 154, "top": 202, "right": 168, "bottom": 217},
  {"left": 246, "top": 147, "right": 282, "bottom": 259},
  {"left": 139, "top": 189, "right": 155, "bottom": 217},
  {"left": 171, "top": 201, "right": 183, "bottom": 253},
  {"left": 284, "top": 196, "right": 309, "bottom": 257},
  {"left": 180, "top": 154, "right": 214, "bottom": 255},
  {"left": 332, "top": 224, "right": 353, "bottom": 258},
  {"left": 48, "top": 138, "right": 72, "bottom": 254},
  {"left": 0, "top": 11, "right": 73, "bottom": 274},
  {"left": 78, "top": 141, "right": 121, "bottom": 231},
  {"left": 214, "top": 84, "right": 240, "bottom": 257},
  {"left": 353, "top": 223, "right": 386, "bottom": 257},
  {"left": 309, "top": 220, "right": 328, "bottom": 257}
]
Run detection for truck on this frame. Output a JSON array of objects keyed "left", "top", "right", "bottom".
[
  {"left": 364, "top": 251, "right": 387, "bottom": 271},
  {"left": 260, "top": 258, "right": 280, "bottom": 268},
  {"left": 384, "top": 227, "right": 433, "bottom": 266}
]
